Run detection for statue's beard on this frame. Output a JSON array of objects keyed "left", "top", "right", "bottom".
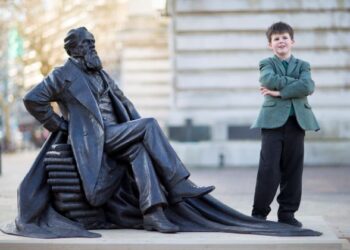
[{"left": 83, "top": 50, "right": 102, "bottom": 71}]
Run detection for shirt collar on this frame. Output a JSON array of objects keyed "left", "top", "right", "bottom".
[{"left": 274, "top": 54, "right": 292, "bottom": 63}]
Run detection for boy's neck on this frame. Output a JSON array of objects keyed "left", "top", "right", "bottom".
[{"left": 275, "top": 52, "right": 292, "bottom": 61}]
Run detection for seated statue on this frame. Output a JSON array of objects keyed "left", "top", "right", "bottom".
[{"left": 1, "top": 27, "right": 321, "bottom": 238}]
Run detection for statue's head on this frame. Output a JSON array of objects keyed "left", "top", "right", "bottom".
[{"left": 64, "top": 27, "right": 102, "bottom": 71}]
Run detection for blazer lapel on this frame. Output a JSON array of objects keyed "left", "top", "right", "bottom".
[
  {"left": 287, "top": 55, "right": 298, "bottom": 76},
  {"left": 66, "top": 60, "right": 104, "bottom": 127}
]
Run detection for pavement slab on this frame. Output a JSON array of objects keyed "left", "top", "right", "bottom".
[{"left": 0, "top": 150, "right": 349, "bottom": 248}]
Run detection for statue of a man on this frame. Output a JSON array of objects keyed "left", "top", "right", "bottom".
[
  {"left": 1, "top": 27, "right": 321, "bottom": 238},
  {"left": 23, "top": 27, "right": 214, "bottom": 233}
]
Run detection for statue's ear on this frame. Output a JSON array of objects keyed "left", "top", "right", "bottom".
[{"left": 69, "top": 46, "right": 82, "bottom": 58}]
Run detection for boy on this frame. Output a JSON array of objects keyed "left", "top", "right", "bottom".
[{"left": 251, "top": 22, "right": 320, "bottom": 227}]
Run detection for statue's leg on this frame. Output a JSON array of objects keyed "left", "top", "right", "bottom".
[
  {"left": 105, "top": 118, "right": 189, "bottom": 188},
  {"left": 107, "top": 140, "right": 180, "bottom": 233},
  {"left": 115, "top": 143, "right": 167, "bottom": 213}
]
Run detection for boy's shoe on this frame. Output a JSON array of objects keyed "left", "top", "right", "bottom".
[
  {"left": 252, "top": 214, "right": 267, "bottom": 220},
  {"left": 278, "top": 217, "right": 303, "bottom": 228}
]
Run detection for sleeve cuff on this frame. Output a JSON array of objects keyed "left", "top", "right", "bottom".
[{"left": 43, "top": 114, "right": 65, "bottom": 132}]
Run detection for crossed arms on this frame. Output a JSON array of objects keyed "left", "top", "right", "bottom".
[{"left": 259, "top": 59, "right": 315, "bottom": 99}]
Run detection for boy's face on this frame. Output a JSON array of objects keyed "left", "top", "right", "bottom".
[{"left": 268, "top": 32, "right": 294, "bottom": 59}]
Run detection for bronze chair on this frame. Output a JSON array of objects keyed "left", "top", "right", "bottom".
[{"left": 44, "top": 143, "right": 105, "bottom": 229}]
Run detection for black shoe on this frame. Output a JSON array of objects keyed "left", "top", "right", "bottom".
[
  {"left": 252, "top": 214, "right": 267, "bottom": 220},
  {"left": 143, "top": 207, "right": 179, "bottom": 233},
  {"left": 278, "top": 217, "right": 303, "bottom": 228},
  {"left": 169, "top": 179, "right": 215, "bottom": 204}
]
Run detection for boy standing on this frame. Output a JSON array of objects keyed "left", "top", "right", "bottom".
[{"left": 251, "top": 22, "right": 320, "bottom": 227}]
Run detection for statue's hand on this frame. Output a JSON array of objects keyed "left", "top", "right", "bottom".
[{"left": 59, "top": 119, "right": 69, "bottom": 133}]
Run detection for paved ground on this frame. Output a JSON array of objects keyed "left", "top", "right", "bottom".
[{"left": 0, "top": 150, "right": 349, "bottom": 245}]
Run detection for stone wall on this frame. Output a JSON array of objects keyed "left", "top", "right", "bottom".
[
  {"left": 119, "top": 11, "right": 171, "bottom": 128},
  {"left": 167, "top": 0, "right": 350, "bottom": 167}
]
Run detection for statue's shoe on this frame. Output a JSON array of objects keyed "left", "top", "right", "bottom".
[
  {"left": 169, "top": 179, "right": 215, "bottom": 204},
  {"left": 143, "top": 208, "right": 179, "bottom": 233}
]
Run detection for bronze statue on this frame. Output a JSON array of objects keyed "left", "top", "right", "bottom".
[{"left": 1, "top": 27, "right": 321, "bottom": 238}]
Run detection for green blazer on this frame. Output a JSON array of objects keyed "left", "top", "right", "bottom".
[{"left": 251, "top": 55, "right": 320, "bottom": 131}]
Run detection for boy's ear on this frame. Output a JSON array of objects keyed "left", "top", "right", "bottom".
[{"left": 268, "top": 42, "right": 272, "bottom": 49}]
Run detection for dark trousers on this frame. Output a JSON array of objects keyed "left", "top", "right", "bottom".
[
  {"left": 252, "top": 116, "right": 305, "bottom": 219},
  {"left": 104, "top": 118, "right": 190, "bottom": 213}
]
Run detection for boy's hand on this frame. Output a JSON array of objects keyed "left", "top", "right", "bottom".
[{"left": 260, "top": 87, "right": 281, "bottom": 97}]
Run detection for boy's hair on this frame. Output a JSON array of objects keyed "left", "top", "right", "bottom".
[{"left": 266, "top": 22, "right": 294, "bottom": 42}]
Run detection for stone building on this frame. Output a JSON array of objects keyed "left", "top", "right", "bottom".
[
  {"left": 10, "top": 0, "right": 350, "bottom": 166},
  {"left": 119, "top": 0, "right": 171, "bottom": 128},
  {"left": 164, "top": 0, "right": 350, "bottom": 167}
]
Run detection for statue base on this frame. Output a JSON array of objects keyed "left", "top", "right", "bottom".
[{"left": 0, "top": 217, "right": 345, "bottom": 250}]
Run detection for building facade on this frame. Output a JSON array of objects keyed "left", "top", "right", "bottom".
[
  {"left": 9, "top": 0, "right": 350, "bottom": 166},
  {"left": 164, "top": 0, "right": 350, "bottom": 167}
]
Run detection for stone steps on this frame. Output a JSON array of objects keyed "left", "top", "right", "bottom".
[
  {"left": 176, "top": 31, "right": 350, "bottom": 50},
  {"left": 174, "top": 90, "right": 350, "bottom": 109},
  {"left": 175, "top": 12, "right": 350, "bottom": 31},
  {"left": 176, "top": 69, "right": 350, "bottom": 89},
  {"left": 175, "top": 51, "right": 350, "bottom": 70},
  {"left": 175, "top": 0, "right": 350, "bottom": 12}
]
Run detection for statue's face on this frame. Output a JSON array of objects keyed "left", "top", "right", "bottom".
[
  {"left": 77, "top": 31, "right": 97, "bottom": 57},
  {"left": 74, "top": 30, "right": 102, "bottom": 71}
]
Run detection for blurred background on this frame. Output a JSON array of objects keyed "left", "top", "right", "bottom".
[{"left": 0, "top": 0, "right": 349, "bottom": 168}]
